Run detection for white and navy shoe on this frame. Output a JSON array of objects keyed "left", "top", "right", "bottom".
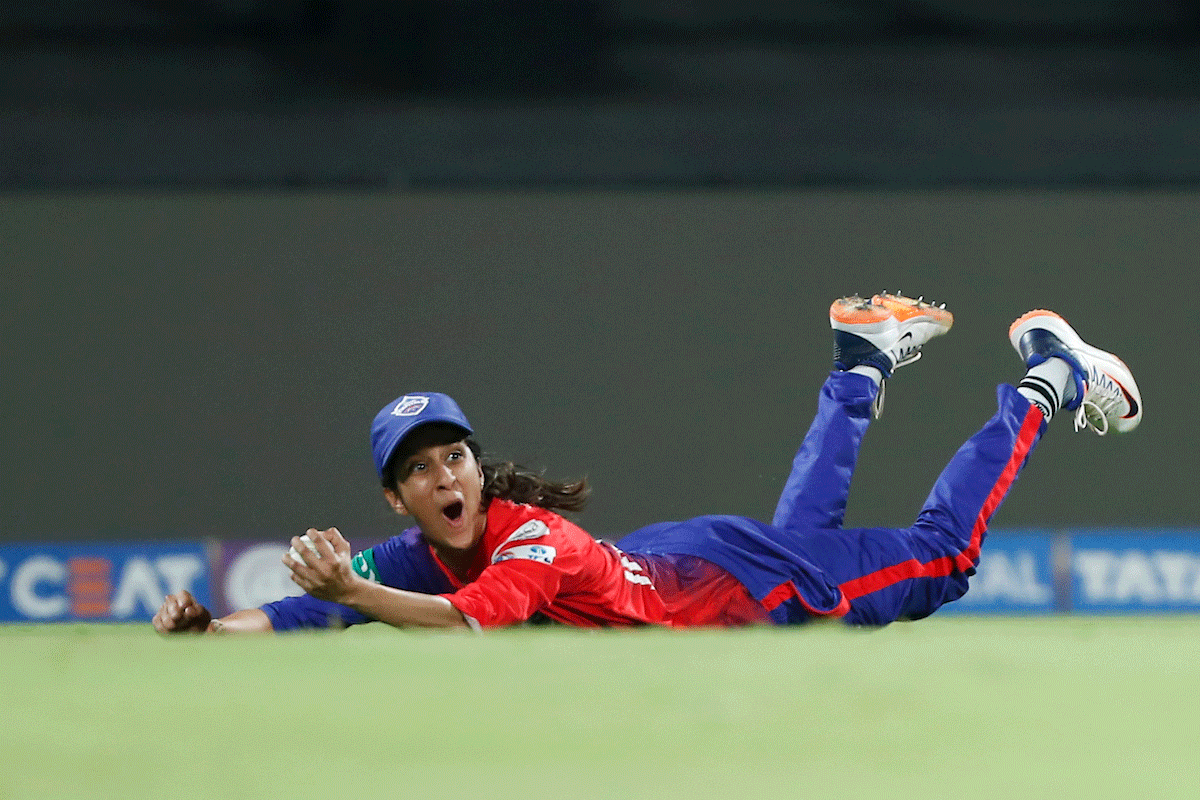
[
  {"left": 1009, "top": 309, "right": 1142, "bottom": 434},
  {"left": 830, "top": 292, "right": 954, "bottom": 376}
]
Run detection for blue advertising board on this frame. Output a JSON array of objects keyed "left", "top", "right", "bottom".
[
  {"left": 1069, "top": 530, "right": 1200, "bottom": 614},
  {"left": 939, "top": 531, "right": 1059, "bottom": 615},
  {"left": 0, "top": 542, "right": 211, "bottom": 622}
]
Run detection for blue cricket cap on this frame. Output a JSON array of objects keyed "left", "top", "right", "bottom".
[{"left": 370, "top": 392, "right": 474, "bottom": 479}]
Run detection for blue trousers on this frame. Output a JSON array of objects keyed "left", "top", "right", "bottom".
[
  {"left": 771, "top": 371, "right": 1046, "bottom": 624},
  {"left": 618, "top": 372, "right": 1047, "bottom": 626}
]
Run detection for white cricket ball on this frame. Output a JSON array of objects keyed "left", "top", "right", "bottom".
[{"left": 288, "top": 533, "right": 322, "bottom": 563}]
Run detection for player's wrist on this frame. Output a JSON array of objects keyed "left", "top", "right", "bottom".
[{"left": 335, "top": 573, "right": 375, "bottom": 608}]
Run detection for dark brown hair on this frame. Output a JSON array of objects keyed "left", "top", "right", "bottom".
[
  {"left": 469, "top": 440, "right": 591, "bottom": 514},
  {"left": 380, "top": 427, "right": 590, "bottom": 514}
]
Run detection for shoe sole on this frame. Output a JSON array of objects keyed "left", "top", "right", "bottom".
[
  {"left": 829, "top": 296, "right": 894, "bottom": 336},
  {"left": 872, "top": 294, "right": 954, "bottom": 344},
  {"left": 830, "top": 294, "right": 954, "bottom": 336},
  {"left": 1009, "top": 309, "right": 1142, "bottom": 432}
]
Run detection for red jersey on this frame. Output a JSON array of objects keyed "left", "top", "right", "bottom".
[{"left": 438, "top": 499, "right": 769, "bottom": 629}]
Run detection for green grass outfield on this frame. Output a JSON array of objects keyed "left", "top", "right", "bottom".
[{"left": 3, "top": 617, "right": 1198, "bottom": 800}]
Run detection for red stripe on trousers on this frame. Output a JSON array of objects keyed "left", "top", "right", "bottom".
[
  {"left": 838, "top": 403, "right": 1044, "bottom": 602},
  {"left": 761, "top": 581, "right": 852, "bottom": 617}
]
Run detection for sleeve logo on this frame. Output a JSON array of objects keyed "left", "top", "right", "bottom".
[
  {"left": 493, "top": 544, "right": 557, "bottom": 566},
  {"left": 507, "top": 520, "right": 549, "bottom": 542},
  {"left": 351, "top": 549, "right": 381, "bottom": 583},
  {"left": 490, "top": 520, "right": 550, "bottom": 562}
]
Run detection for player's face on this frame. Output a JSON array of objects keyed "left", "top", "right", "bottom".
[{"left": 386, "top": 433, "right": 486, "bottom": 561}]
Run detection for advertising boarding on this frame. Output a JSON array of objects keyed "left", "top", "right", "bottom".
[
  {"left": 3, "top": 529, "right": 1200, "bottom": 622},
  {"left": 945, "top": 528, "right": 1200, "bottom": 615},
  {"left": 1069, "top": 530, "right": 1200, "bottom": 613},
  {"left": 0, "top": 542, "right": 211, "bottom": 622},
  {"left": 215, "top": 540, "right": 305, "bottom": 616},
  {"left": 939, "top": 532, "right": 1059, "bottom": 614}
]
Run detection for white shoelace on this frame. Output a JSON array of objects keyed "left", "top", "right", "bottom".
[
  {"left": 1074, "top": 400, "right": 1109, "bottom": 435},
  {"left": 1075, "top": 376, "right": 1124, "bottom": 435}
]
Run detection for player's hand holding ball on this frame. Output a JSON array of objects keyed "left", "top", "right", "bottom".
[
  {"left": 284, "top": 527, "right": 357, "bottom": 603},
  {"left": 287, "top": 532, "right": 322, "bottom": 564}
]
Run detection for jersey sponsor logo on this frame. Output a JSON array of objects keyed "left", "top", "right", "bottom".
[
  {"left": 352, "top": 549, "right": 381, "bottom": 583},
  {"left": 493, "top": 544, "right": 557, "bottom": 566},
  {"left": 392, "top": 395, "right": 429, "bottom": 417},
  {"left": 490, "top": 520, "right": 550, "bottom": 562}
]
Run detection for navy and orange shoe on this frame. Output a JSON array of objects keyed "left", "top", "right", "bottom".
[
  {"left": 829, "top": 292, "right": 954, "bottom": 376},
  {"left": 1009, "top": 309, "right": 1142, "bottom": 435}
]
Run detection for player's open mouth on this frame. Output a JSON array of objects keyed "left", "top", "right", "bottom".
[{"left": 442, "top": 501, "right": 464, "bottom": 523}]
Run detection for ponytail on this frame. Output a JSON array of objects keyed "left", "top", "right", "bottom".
[{"left": 467, "top": 440, "right": 591, "bottom": 513}]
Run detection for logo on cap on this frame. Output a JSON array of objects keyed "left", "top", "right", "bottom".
[{"left": 392, "top": 395, "right": 430, "bottom": 417}]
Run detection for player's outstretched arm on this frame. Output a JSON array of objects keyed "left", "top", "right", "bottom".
[
  {"left": 152, "top": 589, "right": 273, "bottom": 634},
  {"left": 286, "top": 528, "right": 469, "bottom": 629},
  {"left": 334, "top": 580, "right": 469, "bottom": 629}
]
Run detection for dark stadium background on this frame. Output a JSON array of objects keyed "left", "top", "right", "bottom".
[{"left": 3, "top": 1, "right": 1197, "bottom": 546}]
